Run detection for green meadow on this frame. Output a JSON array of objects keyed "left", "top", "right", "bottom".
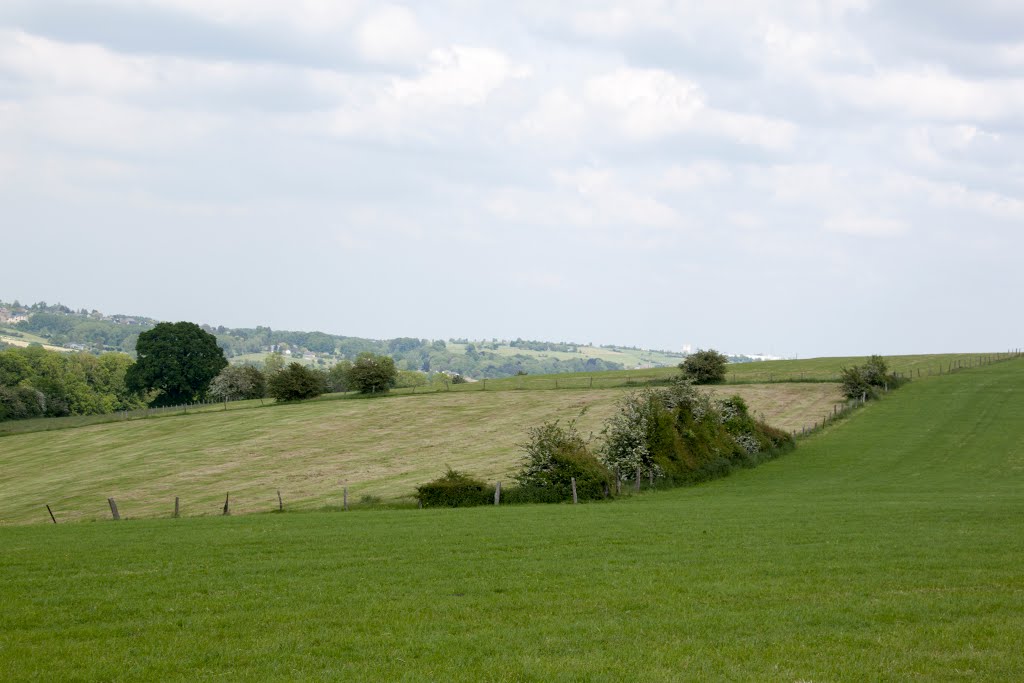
[
  {"left": 397, "top": 352, "right": 1013, "bottom": 391},
  {"left": 1, "top": 358, "right": 1022, "bottom": 679}
]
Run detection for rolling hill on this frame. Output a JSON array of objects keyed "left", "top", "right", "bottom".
[{"left": 0, "top": 357, "right": 1021, "bottom": 679}]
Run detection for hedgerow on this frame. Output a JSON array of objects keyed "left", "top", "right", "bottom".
[{"left": 601, "top": 380, "right": 794, "bottom": 487}]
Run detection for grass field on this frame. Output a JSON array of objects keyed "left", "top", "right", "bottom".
[
  {"left": 405, "top": 351, "right": 1018, "bottom": 391},
  {"left": 0, "top": 383, "right": 842, "bottom": 525},
  {"left": 0, "top": 358, "right": 1021, "bottom": 679}
]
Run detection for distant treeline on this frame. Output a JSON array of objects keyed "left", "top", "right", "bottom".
[
  {"left": 2, "top": 302, "right": 628, "bottom": 379},
  {"left": 0, "top": 345, "right": 145, "bottom": 421}
]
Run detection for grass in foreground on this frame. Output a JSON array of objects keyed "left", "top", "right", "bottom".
[
  {"left": 0, "top": 359, "right": 1021, "bottom": 680},
  {"left": 0, "top": 383, "right": 842, "bottom": 524}
]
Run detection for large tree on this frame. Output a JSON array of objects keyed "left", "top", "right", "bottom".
[{"left": 126, "top": 322, "right": 227, "bottom": 406}]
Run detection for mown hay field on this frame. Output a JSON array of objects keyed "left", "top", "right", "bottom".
[{"left": 0, "top": 383, "right": 841, "bottom": 524}]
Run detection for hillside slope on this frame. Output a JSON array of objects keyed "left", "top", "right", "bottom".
[
  {"left": 0, "top": 383, "right": 842, "bottom": 524},
  {"left": 0, "top": 360, "right": 1020, "bottom": 679}
]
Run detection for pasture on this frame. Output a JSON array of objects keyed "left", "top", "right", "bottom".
[
  {"left": 0, "top": 358, "right": 1021, "bottom": 679},
  {"left": 0, "top": 383, "right": 842, "bottom": 525}
]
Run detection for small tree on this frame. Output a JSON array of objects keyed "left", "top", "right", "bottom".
[
  {"left": 678, "top": 349, "right": 729, "bottom": 385},
  {"left": 840, "top": 355, "right": 899, "bottom": 400},
  {"left": 516, "top": 419, "right": 612, "bottom": 501},
  {"left": 263, "top": 352, "right": 285, "bottom": 377},
  {"left": 327, "top": 360, "right": 353, "bottom": 393},
  {"left": 208, "top": 365, "right": 266, "bottom": 402},
  {"left": 347, "top": 353, "right": 398, "bottom": 394},
  {"left": 267, "top": 362, "right": 326, "bottom": 402}
]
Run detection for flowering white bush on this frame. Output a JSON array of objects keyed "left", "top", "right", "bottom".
[{"left": 600, "top": 390, "right": 662, "bottom": 480}]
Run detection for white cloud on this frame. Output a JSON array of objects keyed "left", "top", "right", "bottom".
[
  {"left": 697, "top": 109, "right": 797, "bottom": 150},
  {"left": 825, "top": 214, "right": 908, "bottom": 237},
  {"left": 392, "top": 46, "right": 530, "bottom": 107},
  {"left": 354, "top": 5, "right": 430, "bottom": 66},
  {"left": 581, "top": 66, "right": 795, "bottom": 149},
  {"left": 552, "top": 167, "right": 679, "bottom": 230},
  {"left": 512, "top": 88, "right": 588, "bottom": 145},
  {"left": 886, "top": 173, "right": 1024, "bottom": 221},
  {"left": 660, "top": 162, "right": 732, "bottom": 190},
  {"left": 584, "top": 67, "right": 704, "bottom": 140},
  {"left": 754, "top": 164, "right": 840, "bottom": 203},
  {"left": 2, "top": 95, "right": 220, "bottom": 152},
  {"left": 825, "top": 67, "right": 1024, "bottom": 121},
  {"left": 125, "top": 0, "right": 364, "bottom": 36},
  {"left": 324, "top": 45, "right": 530, "bottom": 140},
  {"left": 0, "top": 30, "right": 154, "bottom": 94}
]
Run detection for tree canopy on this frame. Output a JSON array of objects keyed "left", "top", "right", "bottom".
[
  {"left": 348, "top": 352, "right": 398, "bottom": 394},
  {"left": 126, "top": 322, "right": 227, "bottom": 406},
  {"left": 266, "top": 362, "right": 326, "bottom": 402}
]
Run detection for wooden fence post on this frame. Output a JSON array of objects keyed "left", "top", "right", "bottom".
[
  {"left": 222, "top": 492, "right": 230, "bottom": 516},
  {"left": 108, "top": 497, "right": 120, "bottom": 521},
  {"left": 343, "top": 487, "right": 348, "bottom": 512},
  {"left": 648, "top": 470, "right": 654, "bottom": 487},
  {"left": 635, "top": 466, "right": 641, "bottom": 492},
  {"left": 615, "top": 471, "right": 621, "bottom": 495},
  {"left": 277, "top": 489, "right": 283, "bottom": 512},
  {"left": 173, "top": 496, "right": 180, "bottom": 518},
  {"left": 571, "top": 477, "right": 578, "bottom": 504},
  {"left": 494, "top": 481, "right": 501, "bottom": 506},
  {"left": 46, "top": 504, "right": 57, "bottom": 524}
]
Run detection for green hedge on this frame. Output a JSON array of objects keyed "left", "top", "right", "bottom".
[{"left": 415, "top": 468, "right": 494, "bottom": 508}]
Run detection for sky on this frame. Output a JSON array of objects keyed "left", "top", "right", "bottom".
[{"left": 1, "top": 1, "right": 1022, "bottom": 358}]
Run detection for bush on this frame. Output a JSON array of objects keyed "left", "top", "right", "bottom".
[
  {"left": 0, "top": 385, "right": 45, "bottom": 421},
  {"left": 267, "top": 362, "right": 326, "bottom": 402},
  {"left": 514, "top": 419, "right": 613, "bottom": 502},
  {"left": 678, "top": 349, "right": 728, "bottom": 384},
  {"left": 840, "top": 355, "right": 906, "bottom": 400},
  {"left": 415, "top": 467, "right": 494, "bottom": 507}
]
